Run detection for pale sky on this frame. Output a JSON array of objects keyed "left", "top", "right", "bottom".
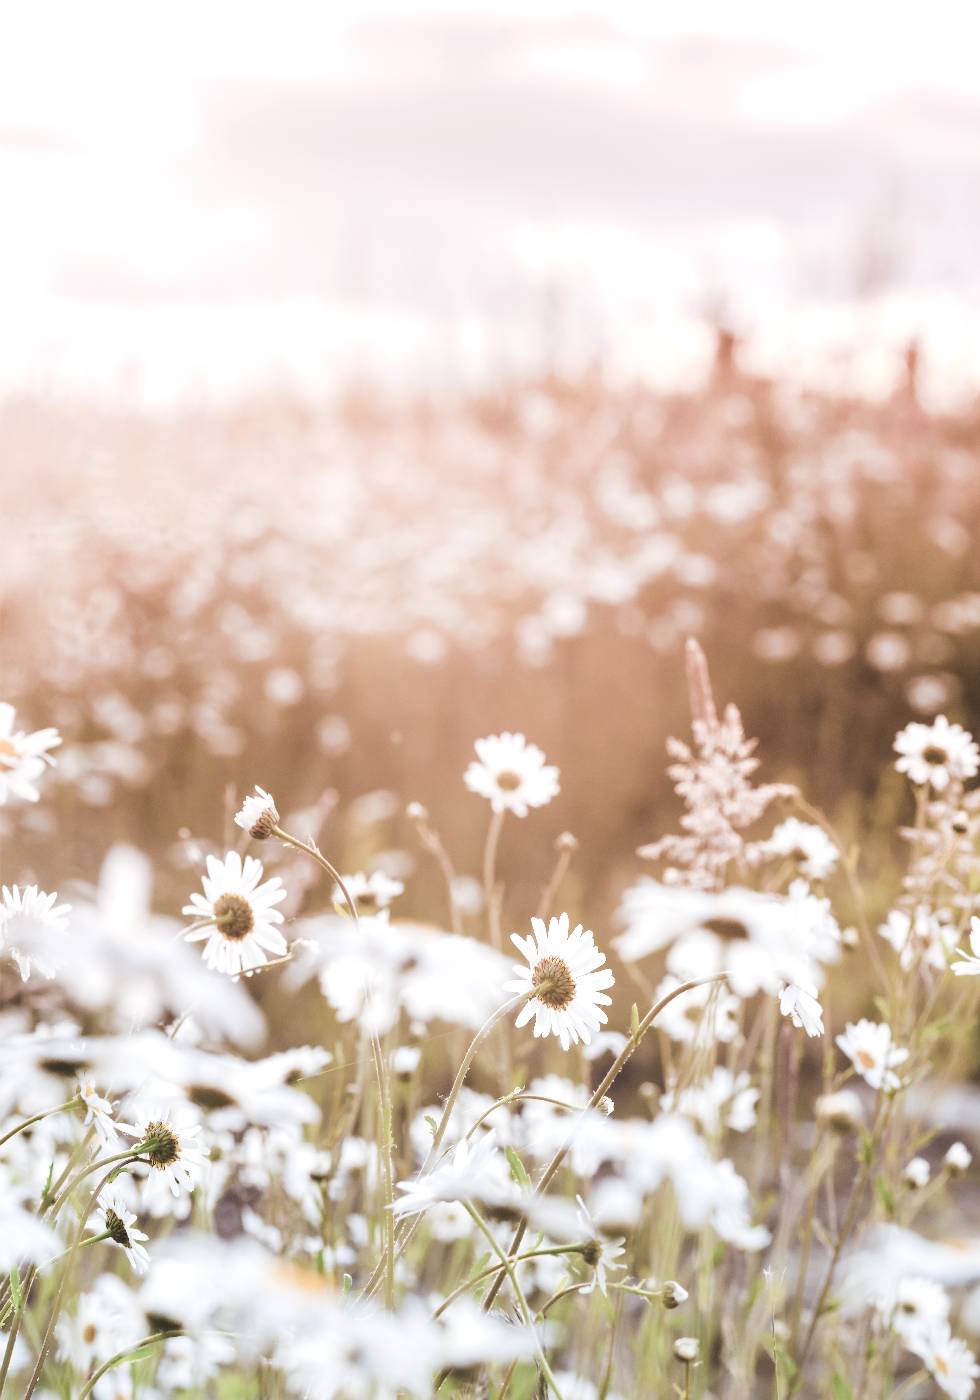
[{"left": 2, "top": 1, "right": 979, "bottom": 403}]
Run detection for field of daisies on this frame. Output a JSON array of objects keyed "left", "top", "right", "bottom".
[{"left": 3, "top": 378, "right": 980, "bottom": 1398}]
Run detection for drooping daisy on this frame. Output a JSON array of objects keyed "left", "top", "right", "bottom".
[
  {"left": 908, "top": 1321, "right": 980, "bottom": 1400},
  {"left": 79, "top": 1079, "right": 119, "bottom": 1147},
  {"left": 836, "top": 1019, "right": 908, "bottom": 1092},
  {"left": 95, "top": 1189, "right": 151, "bottom": 1274},
  {"left": 894, "top": 716, "right": 979, "bottom": 792},
  {"left": 764, "top": 818, "right": 839, "bottom": 881},
  {"left": 234, "top": 785, "right": 280, "bottom": 840},
  {"left": 574, "top": 1195, "right": 626, "bottom": 1295},
  {"left": 0, "top": 702, "right": 61, "bottom": 805},
  {"left": 464, "top": 732, "right": 560, "bottom": 817},
  {"left": 182, "top": 851, "right": 287, "bottom": 975},
  {"left": 121, "top": 1104, "right": 207, "bottom": 1197},
  {"left": 0, "top": 883, "right": 71, "bottom": 980},
  {"left": 951, "top": 917, "right": 980, "bottom": 976},
  {"left": 505, "top": 913, "right": 614, "bottom": 1051},
  {"left": 779, "top": 980, "right": 825, "bottom": 1037}
]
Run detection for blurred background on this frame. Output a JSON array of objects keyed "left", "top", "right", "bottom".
[{"left": 3, "top": 0, "right": 980, "bottom": 939}]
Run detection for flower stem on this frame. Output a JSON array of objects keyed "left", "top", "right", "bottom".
[
  {"left": 482, "top": 808, "right": 505, "bottom": 951},
  {"left": 77, "top": 1330, "right": 183, "bottom": 1399},
  {"left": 273, "top": 826, "right": 359, "bottom": 924},
  {"left": 0, "top": 1097, "right": 81, "bottom": 1150}
]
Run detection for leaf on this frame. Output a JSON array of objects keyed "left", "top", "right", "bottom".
[
  {"left": 505, "top": 1146, "right": 531, "bottom": 1189},
  {"left": 342, "top": 1273, "right": 353, "bottom": 1296},
  {"left": 9, "top": 1264, "right": 21, "bottom": 1310},
  {"left": 630, "top": 1004, "right": 641, "bottom": 1040},
  {"left": 773, "top": 1344, "right": 798, "bottom": 1382},
  {"left": 832, "top": 1374, "right": 856, "bottom": 1400},
  {"left": 424, "top": 1115, "right": 438, "bottom": 1138}
]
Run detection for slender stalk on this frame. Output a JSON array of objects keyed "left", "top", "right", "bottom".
[
  {"left": 432, "top": 1243, "right": 588, "bottom": 1318},
  {"left": 273, "top": 826, "right": 359, "bottom": 924},
  {"left": 0, "top": 1097, "right": 81, "bottom": 1151},
  {"left": 464, "top": 1091, "right": 589, "bottom": 1141},
  {"left": 464, "top": 1202, "right": 565, "bottom": 1399},
  {"left": 482, "top": 808, "right": 505, "bottom": 951},
  {"left": 77, "top": 1330, "right": 183, "bottom": 1399},
  {"left": 482, "top": 975, "right": 730, "bottom": 1313},
  {"left": 536, "top": 836, "right": 576, "bottom": 922}
]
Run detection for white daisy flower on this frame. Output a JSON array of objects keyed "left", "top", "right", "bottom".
[
  {"left": 574, "top": 1195, "right": 627, "bottom": 1295},
  {"left": 908, "top": 1321, "right": 980, "bottom": 1400},
  {"left": 873, "top": 1276, "right": 950, "bottom": 1342},
  {"left": 464, "top": 731, "right": 559, "bottom": 817},
  {"left": 764, "top": 818, "right": 839, "bottom": 880},
  {"left": 120, "top": 1104, "right": 207, "bottom": 1197},
  {"left": 182, "top": 851, "right": 287, "bottom": 975},
  {"left": 234, "top": 785, "right": 280, "bottom": 840},
  {"left": 0, "top": 883, "right": 71, "bottom": 980},
  {"left": 903, "top": 1156, "right": 931, "bottom": 1189},
  {"left": 836, "top": 1019, "right": 908, "bottom": 1092},
  {"left": 0, "top": 702, "right": 61, "bottom": 805},
  {"left": 392, "top": 1130, "right": 518, "bottom": 1219},
  {"left": 79, "top": 1079, "right": 119, "bottom": 1147},
  {"left": 335, "top": 870, "right": 404, "bottom": 914},
  {"left": 894, "top": 716, "right": 979, "bottom": 792},
  {"left": 779, "top": 980, "right": 825, "bottom": 1037},
  {"left": 95, "top": 1189, "right": 151, "bottom": 1274},
  {"left": 505, "top": 913, "right": 615, "bottom": 1051},
  {"left": 951, "top": 917, "right": 980, "bottom": 976},
  {"left": 880, "top": 907, "right": 958, "bottom": 972}
]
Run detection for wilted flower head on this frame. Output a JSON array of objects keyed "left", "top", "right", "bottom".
[
  {"left": 234, "top": 785, "right": 280, "bottom": 840},
  {"left": 505, "top": 913, "right": 614, "bottom": 1050},
  {"left": 464, "top": 731, "right": 559, "bottom": 817},
  {"left": 779, "top": 979, "right": 824, "bottom": 1037}
]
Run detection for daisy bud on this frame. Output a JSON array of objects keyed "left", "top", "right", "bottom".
[
  {"left": 944, "top": 1142, "right": 972, "bottom": 1176},
  {"left": 674, "top": 1337, "right": 699, "bottom": 1363},
  {"left": 903, "top": 1156, "right": 931, "bottom": 1189},
  {"left": 840, "top": 925, "right": 860, "bottom": 952},
  {"left": 661, "top": 1280, "right": 689, "bottom": 1310},
  {"left": 555, "top": 831, "right": 578, "bottom": 852},
  {"left": 406, "top": 802, "right": 429, "bottom": 824},
  {"left": 234, "top": 786, "right": 279, "bottom": 840},
  {"left": 597, "top": 1096, "right": 615, "bottom": 1117},
  {"left": 815, "top": 1089, "right": 865, "bottom": 1134}
]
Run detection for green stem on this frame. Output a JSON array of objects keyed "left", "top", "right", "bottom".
[
  {"left": 77, "top": 1330, "right": 183, "bottom": 1400},
  {"left": 0, "top": 1097, "right": 81, "bottom": 1151},
  {"left": 273, "top": 826, "right": 359, "bottom": 924},
  {"left": 433, "top": 1244, "right": 589, "bottom": 1318}
]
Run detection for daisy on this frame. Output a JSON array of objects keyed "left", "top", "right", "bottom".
[
  {"left": 234, "top": 785, "right": 280, "bottom": 840},
  {"left": 836, "top": 1019, "right": 908, "bottom": 1092},
  {"left": 392, "top": 1131, "right": 518, "bottom": 1219},
  {"left": 0, "top": 883, "right": 71, "bottom": 980},
  {"left": 903, "top": 1157, "right": 931, "bottom": 1189},
  {"left": 575, "top": 1195, "right": 626, "bottom": 1295},
  {"left": 945, "top": 1142, "right": 972, "bottom": 1175},
  {"left": 872, "top": 1276, "right": 949, "bottom": 1342},
  {"left": 779, "top": 980, "right": 825, "bottom": 1037},
  {"left": 880, "top": 907, "right": 958, "bottom": 972},
  {"left": 894, "top": 716, "right": 979, "bottom": 792},
  {"left": 951, "top": 917, "right": 980, "bottom": 976},
  {"left": 79, "top": 1078, "right": 119, "bottom": 1147},
  {"left": 182, "top": 851, "right": 287, "bottom": 975},
  {"left": 764, "top": 818, "right": 839, "bottom": 880},
  {"left": 121, "top": 1104, "right": 207, "bottom": 1197},
  {"left": 334, "top": 870, "right": 404, "bottom": 914},
  {"left": 95, "top": 1189, "right": 151, "bottom": 1274},
  {"left": 0, "top": 702, "right": 61, "bottom": 805},
  {"left": 505, "top": 913, "right": 614, "bottom": 1051},
  {"left": 908, "top": 1322, "right": 980, "bottom": 1400},
  {"left": 464, "top": 731, "right": 559, "bottom": 817}
]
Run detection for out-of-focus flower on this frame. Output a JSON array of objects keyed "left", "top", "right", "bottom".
[
  {"left": 779, "top": 980, "right": 824, "bottom": 1037},
  {"left": 894, "top": 717, "right": 979, "bottom": 792},
  {"left": 951, "top": 917, "right": 980, "bottom": 976},
  {"left": 505, "top": 913, "right": 614, "bottom": 1051},
  {"left": 908, "top": 1322, "right": 979, "bottom": 1400},
  {"left": 764, "top": 818, "right": 839, "bottom": 880},
  {"left": 836, "top": 1019, "right": 908, "bottom": 1092},
  {"left": 79, "top": 1079, "right": 118, "bottom": 1147},
  {"left": 944, "top": 1142, "right": 972, "bottom": 1176},
  {"left": 880, "top": 907, "right": 958, "bottom": 973},
  {"left": 234, "top": 786, "right": 279, "bottom": 840},
  {"left": 574, "top": 1195, "right": 626, "bottom": 1295},
  {"left": 0, "top": 703, "right": 61, "bottom": 805},
  {"left": 464, "top": 731, "right": 559, "bottom": 817},
  {"left": 815, "top": 1089, "right": 865, "bottom": 1133},
  {"left": 392, "top": 1131, "right": 518, "bottom": 1219},
  {"left": 335, "top": 870, "right": 404, "bottom": 914},
  {"left": 0, "top": 884, "right": 71, "bottom": 980},
  {"left": 903, "top": 1156, "right": 931, "bottom": 1189},
  {"left": 182, "top": 851, "right": 287, "bottom": 975},
  {"left": 674, "top": 1337, "right": 700, "bottom": 1363}
]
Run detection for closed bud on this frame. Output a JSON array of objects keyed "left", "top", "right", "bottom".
[
  {"left": 673, "top": 1337, "right": 699, "bottom": 1364},
  {"left": 661, "top": 1280, "right": 689, "bottom": 1310}
]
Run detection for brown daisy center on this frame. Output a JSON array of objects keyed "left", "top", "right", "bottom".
[
  {"left": 857, "top": 1049, "right": 877, "bottom": 1071},
  {"left": 923, "top": 745, "right": 948, "bottom": 766},
  {"left": 532, "top": 955, "right": 576, "bottom": 1009},
  {"left": 213, "top": 892, "right": 254, "bottom": 941},
  {"left": 83, "top": 1322, "right": 98, "bottom": 1344},
  {"left": 495, "top": 769, "right": 523, "bottom": 791},
  {"left": 142, "top": 1120, "right": 181, "bottom": 1168},
  {"left": 703, "top": 917, "right": 751, "bottom": 941},
  {"left": 0, "top": 737, "right": 18, "bottom": 762},
  {"left": 104, "top": 1207, "right": 133, "bottom": 1248}
]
